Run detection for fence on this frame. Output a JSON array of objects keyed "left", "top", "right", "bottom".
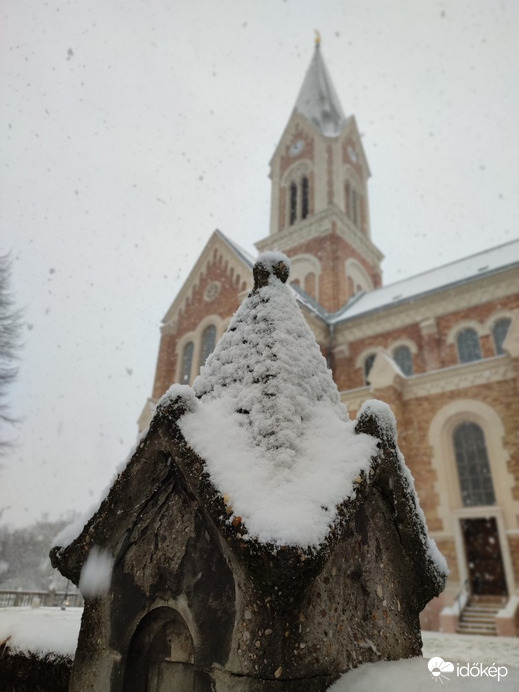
[{"left": 0, "top": 589, "right": 83, "bottom": 608}]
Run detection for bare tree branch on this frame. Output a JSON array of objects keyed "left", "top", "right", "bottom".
[{"left": 0, "top": 254, "right": 22, "bottom": 449}]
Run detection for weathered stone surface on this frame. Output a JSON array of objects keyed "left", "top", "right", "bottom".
[
  {"left": 50, "top": 258, "right": 446, "bottom": 690},
  {"left": 51, "top": 393, "right": 445, "bottom": 691}
]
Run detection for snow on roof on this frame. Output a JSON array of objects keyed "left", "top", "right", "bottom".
[
  {"left": 331, "top": 239, "right": 519, "bottom": 324},
  {"left": 216, "top": 229, "right": 255, "bottom": 269},
  {"left": 294, "top": 44, "right": 347, "bottom": 137},
  {"left": 177, "top": 253, "right": 377, "bottom": 547}
]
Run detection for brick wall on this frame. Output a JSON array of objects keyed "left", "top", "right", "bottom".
[{"left": 152, "top": 252, "right": 250, "bottom": 400}]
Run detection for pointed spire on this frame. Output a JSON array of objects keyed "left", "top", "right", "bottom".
[{"left": 294, "top": 38, "right": 346, "bottom": 137}]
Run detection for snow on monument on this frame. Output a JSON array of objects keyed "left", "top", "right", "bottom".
[{"left": 51, "top": 254, "right": 447, "bottom": 692}]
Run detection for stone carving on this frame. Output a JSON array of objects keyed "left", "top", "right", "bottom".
[{"left": 51, "top": 255, "right": 446, "bottom": 691}]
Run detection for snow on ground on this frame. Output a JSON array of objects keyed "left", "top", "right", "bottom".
[
  {"left": 0, "top": 607, "right": 518, "bottom": 690},
  {"left": 0, "top": 607, "right": 82, "bottom": 657},
  {"left": 330, "top": 656, "right": 518, "bottom": 691},
  {"left": 422, "top": 630, "right": 519, "bottom": 668},
  {"left": 331, "top": 631, "right": 519, "bottom": 691}
]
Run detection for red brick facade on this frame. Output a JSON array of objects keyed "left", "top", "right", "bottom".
[{"left": 143, "top": 48, "right": 519, "bottom": 635}]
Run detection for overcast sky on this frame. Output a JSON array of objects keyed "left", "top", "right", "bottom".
[{"left": 1, "top": 0, "right": 518, "bottom": 528}]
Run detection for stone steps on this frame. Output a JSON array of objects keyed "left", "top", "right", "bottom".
[{"left": 456, "top": 600, "right": 501, "bottom": 636}]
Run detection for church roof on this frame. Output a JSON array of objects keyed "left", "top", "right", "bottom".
[
  {"left": 216, "top": 229, "right": 255, "bottom": 269},
  {"left": 330, "top": 238, "right": 519, "bottom": 324},
  {"left": 294, "top": 43, "right": 347, "bottom": 137}
]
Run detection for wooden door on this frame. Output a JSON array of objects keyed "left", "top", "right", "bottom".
[{"left": 461, "top": 517, "right": 508, "bottom": 596}]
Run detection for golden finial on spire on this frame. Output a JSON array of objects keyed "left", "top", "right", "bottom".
[{"left": 314, "top": 29, "right": 321, "bottom": 46}]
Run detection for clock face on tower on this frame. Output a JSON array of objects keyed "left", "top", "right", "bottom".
[{"left": 289, "top": 139, "right": 304, "bottom": 156}]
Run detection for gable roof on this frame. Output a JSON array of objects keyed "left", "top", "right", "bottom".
[
  {"left": 216, "top": 229, "right": 255, "bottom": 269},
  {"left": 161, "top": 229, "right": 254, "bottom": 325},
  {"left": 330, "top": 239, "right": 519, "bottom": 324},
  {"left": 294, "top": 43, "right": 347, "bottom": 137}
]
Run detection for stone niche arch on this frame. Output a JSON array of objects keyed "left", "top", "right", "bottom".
[
  {"left": 345, "top": 258, "right": 373, "bottom": 296},
  {"left": 123, "top": 606, "right": 211, "bottom": 692},
  {"left": 289, "top": 254, "right": 321, "bottom": 299}
]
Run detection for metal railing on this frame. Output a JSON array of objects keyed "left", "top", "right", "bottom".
[
  {"left": 0, "top": 589, "right": 83, "bottom": 608},
  {"left": 454, "top": 578, "right": 470, "bottom": 615}
]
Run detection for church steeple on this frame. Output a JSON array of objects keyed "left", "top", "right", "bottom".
[
  {"left": 294, "top": 40, "right": 346, "bottom": 137},
  {"left": 256, "top": 40, "right": 384, "bottom": 313}
]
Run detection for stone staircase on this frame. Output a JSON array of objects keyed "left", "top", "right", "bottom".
[{"left": 456, "top": 597, "right": 506, "bottom": 636}]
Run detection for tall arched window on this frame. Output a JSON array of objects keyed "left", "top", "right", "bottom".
[
  {"left": 302, "top": 176, "right": 309, "bottom": 219},
  {"left": 457, "top": 328, "right": 481, "bottom": 364},
  {"left": 288, "top": 176, "right": 310, "bottom": 225},
  {"left": 453, "top": 422, "right": 496, "bottom": 506},
  {"left": 345, "top": 180, "right": 361, "bottom": 228},
  {"left": 289, "top": 183, "right": 297, "bottom": 225},
  {"left": 492, "top": 318, "right": 511, "bottom": 356},
  {"left": 199, "top": 325, "right": 217, "bottom": 367},
  {"left": 351, "top": 188, "right": 359, "bottom": 227},
  {"left": 364, "top": 353, "right": 376, "bottom": 385},
  {"left": 393, "top": 345, "right": 413, "bottom": 376},
  {"left": 180, "top": 341, "right": 194, "bottom": 384}
]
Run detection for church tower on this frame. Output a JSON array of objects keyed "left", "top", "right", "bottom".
[{"left": 256, "top": 38, "right": 384, "bottom": 313}]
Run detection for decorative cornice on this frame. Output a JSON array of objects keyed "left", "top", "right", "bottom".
[
  {"left": 402, "top": 356, "right": 514, "bottom": 400},
  {"left": 339, "top": 356, "right": 514, "bottom": 408},
  {"left": 339, "top": 387, "right": 370, "bottom": 413},
  {"left": 255, "top": 205, "right": 384, "bottom": 266}
]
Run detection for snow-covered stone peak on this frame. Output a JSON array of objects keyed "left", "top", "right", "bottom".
[
  {"left": 251, "top": 251, "right": 291, "bottom": 289},
  {"left": 192, "top": 252, "right": 349, "bottom": 466},
  {"left": 179, "top": 255, "right": 377, "bottom": 547}
]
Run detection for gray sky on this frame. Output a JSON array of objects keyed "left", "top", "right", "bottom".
[{"left": 1, "top": 0, "right": 518, "bottom": 527}]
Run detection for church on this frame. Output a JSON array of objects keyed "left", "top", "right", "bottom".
[{"left": 139, "top": 40, "right": 519, "bottom": 636}]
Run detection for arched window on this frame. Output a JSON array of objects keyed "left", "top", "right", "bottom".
[
  {"left": 393, "top": 345, "right": 413, "bottom": 376},
  {"left": 199, "top": 325, "right": 217, "bottom": 367},
  {"left": 304, "top": 271, "right": 316, "bottom": 298},
  {"left": 453, "top": 422, "right": 496, "bottom": 507},
  {"left": 351, "top": 188, "right": 359, "bottom": 227},
  {"left": 345, "top": 180, "right": 361, "bottom": 228},
  {"left": 364, "top": 353, "right": 376, "bottom": 385},
  {"left": 301, "top": 176, "right": 309, "bottom": 219},
  {"left": 457, "top": 328, "right": 481, "bottom": 364},
  {"left": 288, "top": 176, "right": 310, "bottom": 225},
  {"left": 492, "top": 318, "right": 511, "bottom": 356},
  {"left": 180, "top": 341, "right": 194, "bottom": 384},
  {"left": 289, "top": 183, "right": 297, "bottom": 225}
]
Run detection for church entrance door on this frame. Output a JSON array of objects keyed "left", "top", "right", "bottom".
[{"left": 460, "top": 517, "right": 508, "bottom": 597}]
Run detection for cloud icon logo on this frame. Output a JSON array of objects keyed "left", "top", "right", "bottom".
[{"left": 428, "top": 657, "right": 454, "bottom": 683}]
